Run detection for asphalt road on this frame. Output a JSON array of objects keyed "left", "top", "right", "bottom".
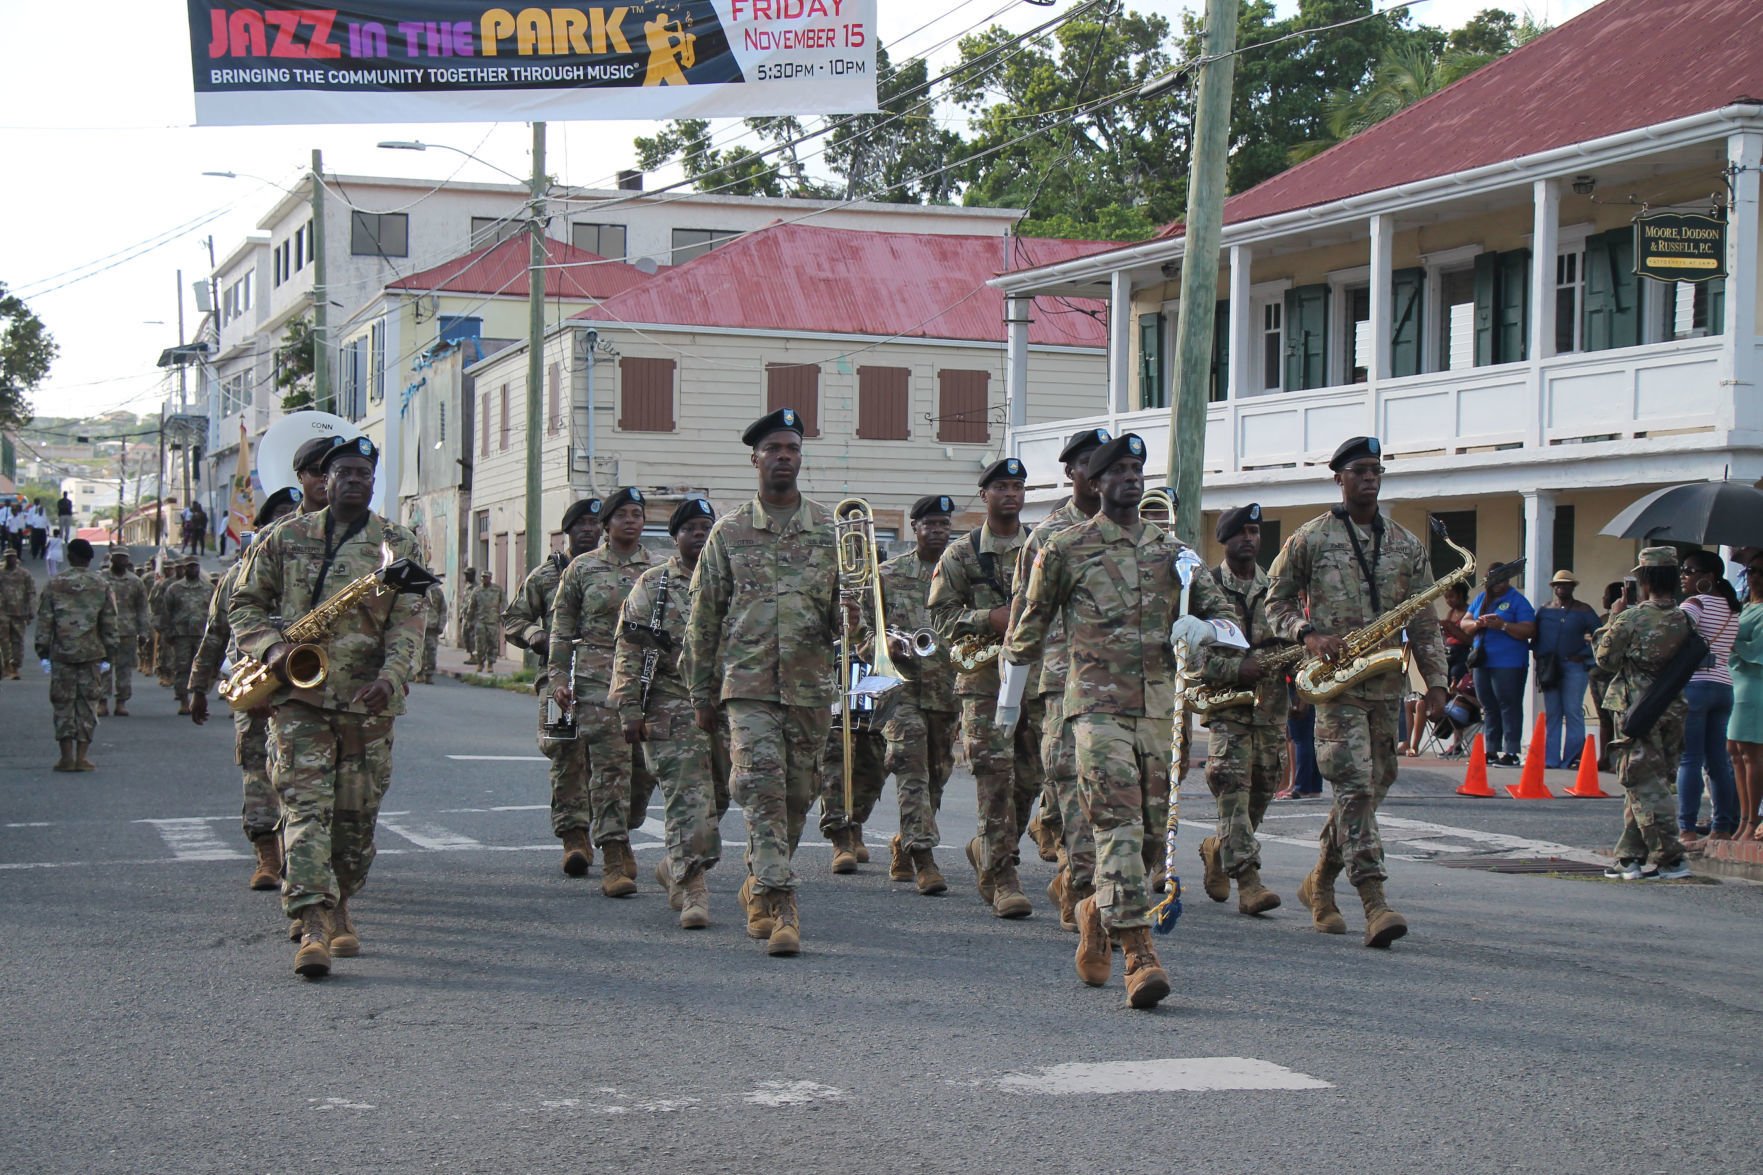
[{"left": 3, "top": 661, "right": 1760, "bottom": 1174}]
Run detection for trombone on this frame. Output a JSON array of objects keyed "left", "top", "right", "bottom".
[{"left": 833, "top": 498, "right": 902, "bottom": 815}]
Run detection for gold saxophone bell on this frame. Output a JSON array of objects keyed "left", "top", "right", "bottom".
[{"left": 282, "top": 643, "right": 329, "bottom": 690}]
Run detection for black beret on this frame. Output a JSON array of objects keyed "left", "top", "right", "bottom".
[
  {"left": 1329, "top": 435, "right": 1382, "bottom": 471},
  {"left": 66, "top": 538, "right": 94, "bottom": 560},
  {"left": 1215, "top": 502, "right": 1263, "bottom": 543},
  {"left": 1058, "top": 427, "right": 1112, "bottom": 465},
  {"left": 293, "top": 435, "right": 345, "bottom": 474},
  {"left": 559, "top": 498, "right": 603, "bottom": 531},
  {"left": 1086, "top": 432, "right": 1147, "bottom": 477},
  {"left": 910, "top": 494, "right": 956, "bottom": 521},
  {"left": 254, "top": 486, "right": 302, "bottom": 528},
  {"left": 320, "top": 435, "right": 379, "bottom": 472},
  {"left": 978, "top": 457, "right": 1027, "bottom": 489},
  {"left": 669, "top": 497, "right": 715, "bottom": 535},
  {"left": 604, "top": 486, "right": 645, "bottom": 518},
  {"left": 742, "top": 407, "right": 805, "bottom": 447}
]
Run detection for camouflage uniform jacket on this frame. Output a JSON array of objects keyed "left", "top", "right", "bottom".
[
  {"left": 547, "top": 543, "right": 654, "bottom": 705},
  {"left": 469, "top": 582, "right": 506, "bottom": 625},
  {"left": 1195, "top": 562, "right": 1292, "bottom": 726},
  {"left": 146, "top": 576, "right": 169, "bottom": 630},
  {"left": 503, "top": 552, "right": 568, "bottom": 655},
  {"left": 610, "top": 554, "right": 694, "bottom": 723},
  {"left": 424, "top": 583, "right": 446, "bottom": 635},
  {"left": 190, "top": 560, "right": 244, "bottom": 696},
  {"left": 928, "top": 521, "right": 1030, "bottom": 697},
  {"left": 685, "top": 494, "right": 839, "bottom": 710},
  {"left": 1265, "top": 509, "right": 1449, "bottom": 701},
  {"left": 106, "top": 569, "right": 149, "bottom": 639},
  {"left": 34, "top": 567, "right": 118, "bottom": 665},
  {"left": 1594, "top": 599, "right": 1692, "bottom": 718},
  {"left": 0, "top": 565, "right": 36, "bottom": 617},
  {"left": 1006, "top": 515, "right": 1233, "bottom": 720},
  {"left": 1006, "top": 496, "right": 1089, "bottom": 699},
  {"left": 864, "top": 549, "right": 956, "bottom": 714},
  {"left": 228, "top": 508, "right": 425, "bottom": 716},
  {"left": 160, "top": 578, "right": 216, "bottom": 638}
]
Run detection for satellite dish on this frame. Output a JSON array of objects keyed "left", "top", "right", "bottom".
[
  {"left": 633, "top": 256, "right": 659, "bottom": 275},
  {"left": 253, "top": 410, "right": 360, "bottom": 498}
]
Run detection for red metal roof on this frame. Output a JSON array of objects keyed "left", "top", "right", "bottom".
[
  {"left": 572, "top": 223, "right": 1113, "bottom": 347},
  {"left": 1161, "top": 0, "right": 1763, "bottom": 239},
  {"left": 389, "top": 235, "right": 652, "bottom": 300}
]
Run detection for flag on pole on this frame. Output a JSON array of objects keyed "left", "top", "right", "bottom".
[{"left": 226, "top": 419, "right": 254, "bottom": 547}]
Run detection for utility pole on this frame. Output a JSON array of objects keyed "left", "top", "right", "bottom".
[
  {"left": 154, "top": 405, "right": 167, "bottom": 549},
  {"left": 176, "top": 267, "right": 191, "bottom": 513},
  {"left": 525, "top": 122, "right": 547, "bottom": 579},
  {"left": 1160, "top": 0, "right": 1240, "bottom": 544},
  {"left": 115, "top": 435, "right": 126, "bottom": 545},
  {"left": 310, "top": 148, "right": 330, "bottom": 412}
]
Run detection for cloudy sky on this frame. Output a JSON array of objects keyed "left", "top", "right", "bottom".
[{"left": 1, "top": 0, "right": 1604, "bottom": 420}]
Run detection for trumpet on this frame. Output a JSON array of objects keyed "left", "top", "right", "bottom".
[
  {"left": 886, "top": 626, "right": 938, "bottom": 658},
  {"left": 834, "top": 498, "right": 902, "bottom": 814}
]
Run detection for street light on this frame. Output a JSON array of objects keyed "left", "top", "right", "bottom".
[{"left": 376, "top": 140, "right": 530, "bottom": 185}]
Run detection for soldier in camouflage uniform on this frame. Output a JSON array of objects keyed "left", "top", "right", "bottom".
[
  {"left": 459, "top": 567, "right": 478, "bottom": 662},
  {"left": 469, "top": 572, "right": 506, "bottom": 670},
  {"left": 549, "top": 488, "right": 658, "bottom": 897},
  {"left": 35, "top": 538, "right": 118, "bottom": 771},
  {"left": 189, "top": 488, "right": 301, "bottom": 891},
  {"left": 159, "top": 556, "right": 215, "bottom": 715},
  {"left": 817, "top": 682, "right": 888, "bottom": 874},
  {"left": 505, "top": 497, "right": 601, "bottom": 877},
  {"left": 685, "top": 408, "right": 839, "bottom": 957},
  {"left": 1006, "top": 428, "right": 1109, "bottom": 929},
  {"left": 419, "top": 579, "right": 446, "bottom": 683},
  {"left": 98, "top": 549, "right": 148, "bottom": 715},
  {"left": 1004, "top": 434, "right": 1231, "bottom": 1009},
  {"left": 1266, "top": 436, "right": 1449, "bottom": 949},
  {"left": 928, "top": 456, "right": 1043, "bottom": 918},
  {"left": 0, "top": 547, "right": 37, "bottom": 679},
  {"left": 230, "top": 437, "right": 427, "bottom": 979},
  {"left": 1594, "top": 546, "right": 1693, "bottom": 880},
  {"left": 1194, "top": 503, "right": 1291, "bottom": 916},
  {"left": 146, "top": 561, "right": 172, "bottom": 685},
  {"left": 612, "top": 497, "right": 725, "bottom": 928}
]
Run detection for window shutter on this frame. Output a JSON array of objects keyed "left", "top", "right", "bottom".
[
  {"left": 1138, "top": 312, "right": 1165, "bottom": 409},
  {"left": 1582, "top": 229, "right": 1640, "bottom": 352},
  {"left": 765, "top": 363, "right": 820, "bottom": 436},
  {"left": 618, "top": 357, "right": 676, "bottom": 432},
  {"left": 480, "top": 391, "right": 490, "bottom": 456},
  {"left": 499, "top": 384, "right": 509, "bottom": 450},
  {"left": 1496, "top": 248, "right": 1531, "bottom": 363},
  {"left": 1390, "top": 267, "right": 1425, "bottom": 377},
  {"left": 937, "top": 370, "right": 990, "bottom": 444},
  {"left": 1210, "top": 299, "right": 1230, "bottom": 402},
  {"left": 1284, "top": 285, "right": 1328, "bottom": 390},
  {"left": 1473, "top": 251, "right": 1499, "bottom": 367},
  {"left": 546, "top": 363, "right": 560, "bottom": 434},
  {"left": 856, "top": 366, "right": 909, "bottom": 440}
]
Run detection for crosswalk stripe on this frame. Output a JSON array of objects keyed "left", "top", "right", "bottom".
[
  {"left": 135, "top": 818, "right": 249, "bottom": 861},
  {"left": 377, "top": 819, "right": 483, "bottom": 851},
  {"left": 996, "top": 1058, "right": 1331, "bottom": 1095}
]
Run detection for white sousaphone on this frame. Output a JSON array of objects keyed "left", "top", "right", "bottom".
[{"left": 252, "top": 410, "right": 374, "bottom": 506}]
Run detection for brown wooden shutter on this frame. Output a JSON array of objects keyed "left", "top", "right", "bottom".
[
  {"left": 480, "top": 391, "right": 490, "bottom": 455},
  {"left": 546, "top": 363, "right": 561, "bottom": 434},
  {"left": 765, "top": 363, "right": 820, "bottom": 437},
  {"left": 618, "top": 357, "right": 676, "bottom": 432},
  {"left": 937, "top": 369, "right": 990, "bottom": 444},
  {"left": 856, "top": 366, "right": 909, "bottom": 440},
  {"left": 498, "top": 384, "right": 510, "bottom": 450}
]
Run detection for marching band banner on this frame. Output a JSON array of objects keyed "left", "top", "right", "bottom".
[{"left": 188, "top": 1, "right": 877, "bottom": 125}]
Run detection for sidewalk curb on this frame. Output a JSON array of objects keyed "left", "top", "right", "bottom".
[{"left": 1690, "top": 839, "right": 1763, "bottom": 884}]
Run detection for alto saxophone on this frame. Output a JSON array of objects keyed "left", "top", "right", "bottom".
[
  {"left": 1293, "top": 519, "right": 1475, "bottom": 705},
  {"left": 1185, "top": 642, "right": 1309, "bottom": 717},
  {"left": 948, "top": 632, "right": 1001, "bottom": 671}
]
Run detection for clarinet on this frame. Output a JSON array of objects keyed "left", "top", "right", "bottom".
[{"left": 636, "top": 567, "right": 672, "bottom": 714}]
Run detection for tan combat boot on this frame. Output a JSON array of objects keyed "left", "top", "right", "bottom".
[
  {"left": 1073, "top": 895, "right": 1112, "bottom": 987},
  {"left": 678, "top": 868, "right": 710, "bottom": 930},
  {"left": 113, "top": 702, "right": 129, "bottom": 716},
  {"left": 73, "top": 742, "right": 97, "bottom": 771},
  {"left": 248, "top": 835, "right": 282, "bottom": 891},
  {"left": 1355, "top": 878, "right": 1408, "bottom": 949},
  {"left": 888, "top": 834, "right": 913, "bottom": 882},
  {"left": 911, "top": 848, "right": 947, "bottom": 895},
  {"left": 655, "top": 860, "right": 684, "bottom": 911},
  {"left": 1296, "top": 860, "right": 1348, "bottom": 935},
  {"left": 1235, "top": 866, "right": 1282, "bottom": 916},
  {"left": 1198, "top": 836, "right": 1230, "bottom": 902},
  {"left": 560, "top": 828, "right": 593, "bottom": 877},
  {"left": 1046, "top": 869, "right": 1067, "bottom": 922},
  {"left": 1062, "top": 880, "right": 1093, "bottom": 934},
  {"left": 177, "top": 697, "right": 191, "bottom": 716},
  {"left": 739, "top": 875, "right": 774, "bottom": 940},
  {"left": 766, "top": 889, "right": 801, "bottom": 956},
  {"left": 96, "top": 699, "right": 109, "bottom": 717},
  {"left": 600, "top": 841, "right": 637, "bottom": 897},
  {"left": 830, "top": 828, "right": 858, "bottom": 875},
  {"left": 991, "top": 864, "right": 1032, "bottom": 919},
  {"left": 293, "top": 905, "right": 332, "bottom": 978},
  {"left": 1119, "top": 927, "right": 1172, "bottom": 1010},
  {"left": 1027, "top": 809, "right": 1061, "bottom": 864},
  {"left": 964, "top": 836, "right": 995, "bottom": 905},
  {"left": 852, "top": 826, "right": 870, "bottom": 864},
  {"left": 52, "top": 739, "right": 76, "bottom": 773},
  {"left": 330, "top": 897, "right": 360, "bottom": 958}
]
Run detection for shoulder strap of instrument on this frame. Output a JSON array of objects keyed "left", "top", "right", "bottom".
[
  {"left": 1330, "top": 504, "right": 1384, "bottom": 613},
  {"left": 969, "top": 528, "right": 1007, "bottom": 600}
]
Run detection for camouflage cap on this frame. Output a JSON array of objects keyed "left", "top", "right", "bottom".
[{"left": 1635, "top": 545, "right": 1680, "bottom": 571}]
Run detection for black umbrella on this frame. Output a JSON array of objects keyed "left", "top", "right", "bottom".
[{"left": 1600, "top": 480, "right": 1763, "bottom": 548}]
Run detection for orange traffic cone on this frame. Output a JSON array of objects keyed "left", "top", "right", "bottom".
[
  {"left": 1505, "top": 715, "right": 1554, "bottom": 800},
  {"left": 1565, "top": 735, "right": 1612, "bottom": 799},
  {"left": 1456, "top": 733, "right": 1496, "bottom": 797}
]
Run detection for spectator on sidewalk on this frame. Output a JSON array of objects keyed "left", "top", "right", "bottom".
[
  {"left": 27, "top": 500, "right": 48, "bottom": 559},
  {"left": 1462, "top": 563, "right": 1537, "bottom": 767},
  {"left": 44, "top": 527, "right": 65, "bottom": 578},
  {"left": 1729, "top": 557, "right": 1763, "bottom": 840},
  {"left": 1441, "top": 581, "right": 1472, "bottom": 682},
  {"left": 1280, "top": 679, "right": 1324, "bottom": 798},
  {"left": 1677, "top": 550, "right": 1742, "bottom": 843},
  {"left": 1535, "top": 570, "right": 1601, "bottom": 768}
]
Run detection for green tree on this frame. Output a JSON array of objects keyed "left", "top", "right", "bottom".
[
  {"left": 0, "top": 282, "right": 58, "bottom": 429},
  {"left": 275, "top": 317, "right": 316, "bottom": 412},
  {"left": 823, "top": 45, "right": 966, "bottom": 203},
  {"left": 632, "top": 117, "right": 785, "bottom": 198}
]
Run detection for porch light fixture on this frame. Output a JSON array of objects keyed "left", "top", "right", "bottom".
[{"left": 1571, "top": 175, "right": 1596, "bottom": 196}]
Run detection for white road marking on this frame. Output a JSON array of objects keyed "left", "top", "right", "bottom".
[
  {"left": 742, "top": 1081, "right": 846, "bottom": 1107},
  {"left": 5, "top": 822, "right": 52, "bottom": 828},
  {"left": 135, "top": 818, "right": 248, "bottom": 861},
  {"left": 309, "top": 1096, "right": 375, "bottom": 1111},
  {"left": 1197, "top": 814, "right": 1607, "bottom": 865},
  {"left": 447, "top": 754, "right": 547, "bottom": 761},
  {"left": 377, "top": 819, "right": 483, "bottom": 851},
  {"left": 996, "top": 1058, "right": 1331, "bottom": 1095}
]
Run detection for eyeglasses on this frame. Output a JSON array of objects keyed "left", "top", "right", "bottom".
[{"left": 1343, "top": 464, "right": 1386, "bottom": 477}]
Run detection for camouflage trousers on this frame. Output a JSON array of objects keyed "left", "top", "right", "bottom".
[
  {"left": 817, "top": 727, "right": 886, "bottom": 834},
  {"left": 1073, "top": 713, "right": 1171, "bottom": 931},
  {"left": 1043, "top": 694, "right": 1096, "bottom": 891},
  {"left": 573, "top": 700, "right": 658, "bottom": 847},
  {"left": 0, "top": 614, "right": 26, "bottom": 674},
  {"left": 100, "top": 645, "right": 138, "bottom": 703},
  {"left": 1204, "top": 715, "right": 1286, "bottom": 876},
  {"left": 726, "top": 698, "right": 832, "bottom": 893},
  {"left": 235, "top": 708, "right": 278, "bottom": 842},
  {"left": 471, "top": 622, "right": 501, "bottom": 666},
  {"left": 639, "top": 698, "right": 724, "bottom": 882},
  {"left": 49, "top": 661, "right": 102, "bottom": 742},
  {"left": 460, "top": 616, "right": 476, "bottom": 659},
  {"left": 959, "top": 693, "right": 1044, "bottom": 876},
  {"left": 536, "top": 685, "right": 591, "bottom": 837},
  {"left": 153, "top": 632, "right": 171, "bottom": 684},
  {"left": 270, "top": 700, "right": 394, "bottom": 917},
  {"left": 1614, "top": 704, "right": 1687, "bottom": 868},
  {"left": 419, "top": 635, "right": 439, "bottom": 681},
  {"left": 882, "top": 699, "right": 956, "bottom": 851},
  {"left": 1314, "top": 699, "right": 1400, "bottom": 885},
  {"left": 164, "top": 636, "right": 200, "bottom": 699}
]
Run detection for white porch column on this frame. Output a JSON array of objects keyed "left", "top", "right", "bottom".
[
  {"left": 1521, "top": 488, "right": 1557, "bottom": 733},
  {"left": 1228, "top": 244, "right": 1253, "bottom": 475},
  {"left": 1109, "top": 269, "right": 1133, "bottom": 414},
  {"left": 1004, "top": 294, "right": 1031, "bottom": 432},
  {"left": 1368, "top": 213, "right": 1393, "bottom": 386},
  {"left": 1724, "top": 130, "right": 1762, "bottom": 436},
  {"left": 1528, "top": 179, "right": 1560, "bottom": 452}
]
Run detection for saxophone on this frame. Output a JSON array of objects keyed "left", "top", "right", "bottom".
[
  {"left": 948, "top": 632, "right": 1001, "bottom": 671},
  {"left": 1185, "top": 642, "right": 1309, "bottom": 717},
  {"left": 1293, "top": 519, "right": 1475, "bottom": 704}
]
